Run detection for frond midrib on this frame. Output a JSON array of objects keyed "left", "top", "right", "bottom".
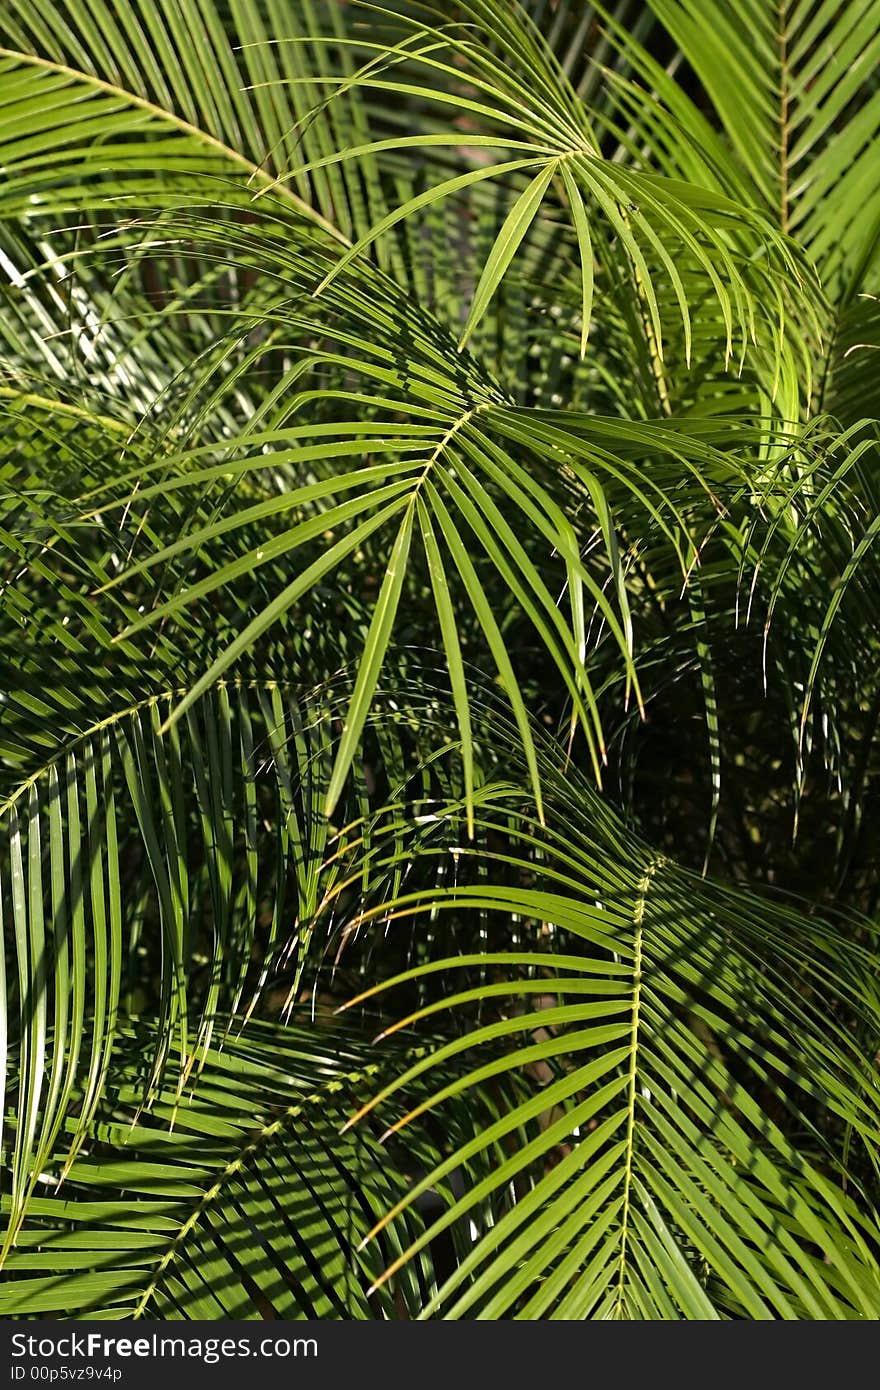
[
  {"left": 129, "top": 1059, "right": 381, "bottom": 1318},
  {"left": 614, "top": 854, "right": 666, "bottom": 1316},
  {"left": 0, "top": 46, "right": 349, "bottom": 246}
]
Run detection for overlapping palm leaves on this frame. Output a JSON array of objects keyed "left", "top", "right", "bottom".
[
  {"left": 337, "top": 746, "right": 880, "bottom": 1319},
  {"left": 1, "top": 0, "right": 880, "bottom": 1320},
  {"left": 1, "top": 1014, "right": 536, "bottom": 1318}
]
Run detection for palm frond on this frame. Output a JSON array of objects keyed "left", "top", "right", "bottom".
[
  {"left": 339, "top": 745, "right": 880, "bottom": 1319},
  {"left": 0, "top": 1014, "right": 529, "bottom": 1319},
  {"left": 2, "top": 0, "right": 880, "bottom": 1323}
]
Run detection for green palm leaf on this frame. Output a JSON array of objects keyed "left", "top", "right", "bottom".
[
  {"left": 339, "top": 746, "right": 880, "bottom": 1319},
  {"left": 1, "top": 0, "right": 880, "bottom": 1324}
]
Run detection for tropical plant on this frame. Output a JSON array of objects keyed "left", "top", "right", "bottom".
[{"left": 1, "top": 0, "right": 880, "bottom": 1320}]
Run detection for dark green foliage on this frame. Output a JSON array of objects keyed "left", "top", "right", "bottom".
[{"left": 1, "top": 0, "right": 880, "bottom": 1319}]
